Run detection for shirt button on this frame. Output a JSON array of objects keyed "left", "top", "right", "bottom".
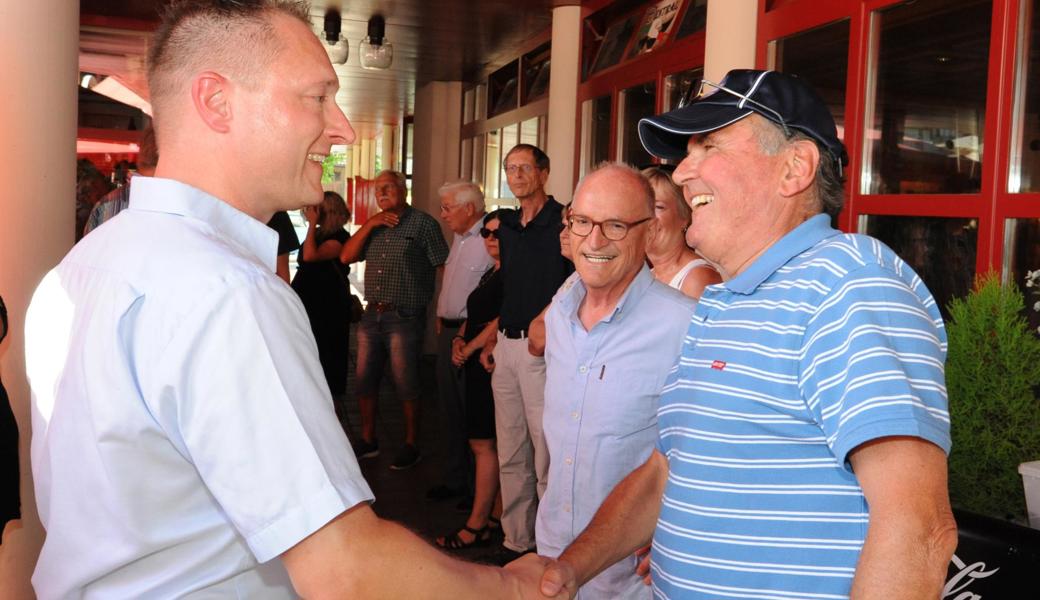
[
  {"left": 381, "top": 254, "right": 386, "bottom": 258},
  {"left": 565, "top": 457, "right": 573, "bottom": 465},
  {"left": 571, "top": 412, "right": 579, "bottom": 420},
  {"left": 579, "top": 365, "right": 588, "bottom": 374},
  {"left": 564, "top": 504, "right": 571, "bottom": 513},
  {"left": 378, "top": 270, "right": 383, "bottom": 274}
]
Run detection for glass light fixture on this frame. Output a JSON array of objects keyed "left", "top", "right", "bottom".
[
  {"left": 323, "top": 8, "right": 349, "bottom": 65},
  {"left": 359, "top": 15, "right": 393, "bottom": 70}
]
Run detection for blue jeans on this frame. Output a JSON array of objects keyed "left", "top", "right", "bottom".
[{"left": 355, "top": 307, "right": 424, "bottom": 402}]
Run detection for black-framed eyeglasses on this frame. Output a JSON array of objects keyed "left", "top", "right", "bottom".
[
  {"left": 567, "top": 214, "right": 652, "bottom": 241},
  {"left": 479, "top": 227, "right": 499, "bottom": 239},
  {"left": 678, "top": 78, "right": 791, "bottom": 138}
]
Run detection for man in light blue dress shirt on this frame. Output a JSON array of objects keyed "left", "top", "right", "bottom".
[
  {"left": 25, "top": 2, "right": 552, "bottom": 598},
  {"left": 537, "top": 164, "right": 696, "bottom": 599}
]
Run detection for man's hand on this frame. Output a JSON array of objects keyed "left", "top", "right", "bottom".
[
  {"left": 368, "top": 210, "right": 400, "bottom": 229},
  {"left": 536, "top": 557, "right": 578, "bottom": 599},
  {"left": 503, "top": 554, "right": 575, "bottom": 599},
  {"left": 634, "top": 544, "right": 651, "bottom": 585}
]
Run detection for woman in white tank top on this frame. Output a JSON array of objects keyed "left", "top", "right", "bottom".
[{"left": 642, "top": 167, "right": 721, "bottom": 300}]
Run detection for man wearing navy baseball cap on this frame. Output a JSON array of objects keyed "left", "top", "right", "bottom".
[{"left": 538, "top": 69, "right": 957, "bottom": 599}]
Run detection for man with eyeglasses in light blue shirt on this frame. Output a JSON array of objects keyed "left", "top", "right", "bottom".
[{"left": 537, "top": 163, "right": 695, "bottom": 599}]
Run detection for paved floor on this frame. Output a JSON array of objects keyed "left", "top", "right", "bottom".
[{"left": 334, "top": 344, "right": 514, "bottom": 566}]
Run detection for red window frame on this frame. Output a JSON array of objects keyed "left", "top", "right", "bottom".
[
  {"left": 758, "top": 0, "right": 1038, "bottom": 280},
  {"left": 576, "top": 2, "right": 707, "bottom": 183}
]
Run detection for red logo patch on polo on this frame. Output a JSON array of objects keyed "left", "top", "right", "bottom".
[{"left": 711, "top": 360, "right": 727, "bottom": 371}]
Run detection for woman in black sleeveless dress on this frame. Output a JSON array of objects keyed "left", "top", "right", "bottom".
[
  {"left": 437, "top": 211, "right": 505, "bottom": 549},
  {"left": 291, "top": 192, "right": 352, "bottom": 398}
]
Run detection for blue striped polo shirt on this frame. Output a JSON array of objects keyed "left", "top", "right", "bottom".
[{"left": 652, "top": 214, "right": 950, "bottom": 599}]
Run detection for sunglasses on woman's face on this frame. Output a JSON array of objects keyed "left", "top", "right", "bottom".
[{"left": 480, "top": 227, "right": 499, "bottom": 239}]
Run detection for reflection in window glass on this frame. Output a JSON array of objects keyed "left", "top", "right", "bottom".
[
  {"left": 664, "top": 68, "right": 702, "bottom": 112},
  {"left": 473, "top": 134, "right": 485, "bottom": 190},
  {"left": 590, "top": 14, "right": 639, "bottom": 75},
  {"left": 500, "top": 124, "right": 519, "bottom": 199},
  {"left": 865, "top": 216, "right": 978, "bottom": 318},
  {"left": 464, "top": 88, "right": 475, "bottom": 124},
  {"left": 583, "top": 95, "right": 612, "bottom": 174},
  {"left": 675, "top": 0, "right": 707, "bottom": 39},
  {"left": 619, "top": 81, "right": 656, "bottom": 167},
  {"left": 460, "top": 138, "right": 473, "bottom": 181},
  {"left": 520, "top": 117, "right": 539, "bottom": 147},
  {"left": 773, "top": 19, "right": 849, "bottom": 140},
  {"left": 1005, "top": 219, "right": 1040, "bottom": 334},
  {"left": 1010, "top": 1, "right": 1040, "bottom": 192},
  {"left": 863, "top": 0, "right": 991, "bottom": 195},
  {"left": 485, "top": 130, "right": 501, "bottom": 201}
]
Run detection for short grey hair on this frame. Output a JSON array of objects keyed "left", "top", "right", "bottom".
[
  {"left": 438, "top": 180, "right": 485, "bottom": 211},
  {"left": 749, "top": 115, "right": 845, "bottom": 217},
  {"left": 376, "top": 170, "right": 407, "bottom": 195},
  {"left": 575, "top": 162, "right": 655, "bottom": 215}
]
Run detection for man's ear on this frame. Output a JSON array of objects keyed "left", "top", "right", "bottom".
[
  {"left": 191, "top": 72, "right": 233, "bottom": 134},
  {"left": 778, "top": 139, "right": 819, "bottom": 198}
]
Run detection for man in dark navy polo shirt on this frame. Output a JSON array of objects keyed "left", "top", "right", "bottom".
[{"left": 482, "top": 144, "right": 573, "bottom": 556}]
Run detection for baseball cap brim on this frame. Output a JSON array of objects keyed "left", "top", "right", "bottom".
[{"left": 638, "top": 105, "right": 753, "bottom": 160}]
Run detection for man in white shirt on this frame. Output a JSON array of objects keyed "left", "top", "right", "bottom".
[
  {"left": 25, "top": 2, "right": 551, "bottom": 598},
  {"left": 430, "top": 181, "right": 493, "bottom": 501}
]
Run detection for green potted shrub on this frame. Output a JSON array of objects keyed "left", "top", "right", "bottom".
[{"left": 945, "top": 272, "right": 1040, "bottom": 524}]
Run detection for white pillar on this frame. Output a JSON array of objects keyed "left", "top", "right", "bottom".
[
  {"left": 0, "top": 0, "right": 79, "bottom": 595},
  {"left": 412, "top": 80, "right": 462, "bottom": 352},
  {"left": 545, "top": 3, "right": 582, "bottom": 204},
  {"left": 704, "top": 0, "right": 758, "bottom": 83}
]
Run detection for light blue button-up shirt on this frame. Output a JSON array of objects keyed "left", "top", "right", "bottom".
[
  {"left": 27, "top": 177, "right": 374, "bottom": 599},
  {"left": 536, "top": 265, "right": 696, "bottom": 599},
  {"left": 436, "top": 217, "right": 494, "bottom": 319}
]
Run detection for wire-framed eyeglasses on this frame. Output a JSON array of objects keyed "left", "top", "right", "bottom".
[{"left": 567, "top": 214, "right": 652, "bottom": 241}]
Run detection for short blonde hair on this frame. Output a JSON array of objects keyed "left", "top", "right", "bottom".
[{"left": 147, "top": 1, "right": 310, "bottom": 137}]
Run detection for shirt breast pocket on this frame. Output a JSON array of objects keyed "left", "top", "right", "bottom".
[{"left": 587, "top": 369, "right": 661, "bottom": 440}]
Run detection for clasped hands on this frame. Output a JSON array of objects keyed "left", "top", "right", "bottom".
[{"left": 502, "top": 553, "right": 578, "bottom": 600}]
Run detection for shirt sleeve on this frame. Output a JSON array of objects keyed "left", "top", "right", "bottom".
[
  {"left": 422, "top": 214, "right": 449, "bottom": 267},
  {"left": 799, "top": 264, "right": 951, "bottom": 469},
  {"left": 152, "top": 276, "right": 373, "bottom": 562}
]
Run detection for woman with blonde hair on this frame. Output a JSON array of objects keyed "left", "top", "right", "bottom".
[
  {"left": 642, "top": 166, "right": 720, "bottom": 299},
  {"left": 292, "top": 191, "right": 353, "bottom": 398}
]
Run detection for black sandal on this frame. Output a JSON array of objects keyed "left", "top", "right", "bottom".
[{"left": 437, "top": 525, "right": 490, "bottom": 550}]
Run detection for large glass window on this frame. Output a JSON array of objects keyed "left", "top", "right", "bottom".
[
  {"left": 772, "top": 19, "right": 850, "bottom": 139},
  {"left": 500, "top": 124, "right": 519, "bottom": 200},
  {"left": 1010, "top": 0, "right": 1040, "bottom": 192},
  {"left": 1005, "top": 218, "right": 1040, "bottom": 334},
  {"left": 582, "top": 95, "right": 612, "bottom": 174},
  {"left": 520, "top": 117, "right": 539, "bottom": 147},
  {"left": 485, "top": 130, "right": 501, "bottom": 201},
  {"left": 675, "top": 0, "right": 707, "bottom": 39},
  {"left": 864, "top": 215, "right": 978, "bottom": 317},
  {"left": 618, "top": 81, "right": 657, "bottom": 167},
  {"left": 862, "top": 0, "right": 992, "bottom": 195},
  {"left": 663, "top": 67, "right": 702, "bottom": 112},
  {"left": 590, "top": 14, "right": 639, "bottom": 75}
]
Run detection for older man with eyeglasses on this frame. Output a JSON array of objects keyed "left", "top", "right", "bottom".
[
  {"left": 482, "top": 143, "right": 574, "bottom": 559},
  {"left": 535, "top": 163, "right": 696, "bottom": 599},
  {"left": 537, "top": 69, "right": 956, "bottom": 600}
]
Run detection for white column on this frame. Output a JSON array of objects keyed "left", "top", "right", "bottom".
[
  {"left": 412, "top": 80, "right": 462, "bottom": 352},
  {"left": 704, "top": 0, "right": 758, "bottom": 83},
  {"left": 0, "top": 0, "right": 79, "bottom": 594},
  {"left": 545, "top": 3, "right": 582, "bottom": 204}
]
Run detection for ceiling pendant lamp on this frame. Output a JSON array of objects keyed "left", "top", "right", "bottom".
[
  {"left": 359, "top": 15, "right": 393, "bottom": 70},
  {"left": 323, "top": 8, "right": 349, "bottom": 65}
]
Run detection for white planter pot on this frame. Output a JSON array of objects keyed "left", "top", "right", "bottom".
[{"left": 1019, "top": 460, "right": 1040, "bottom": 528}]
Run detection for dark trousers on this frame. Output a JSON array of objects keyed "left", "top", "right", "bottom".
[{"left": 435, "top": 324, "right": 472, "bottom": 491}]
